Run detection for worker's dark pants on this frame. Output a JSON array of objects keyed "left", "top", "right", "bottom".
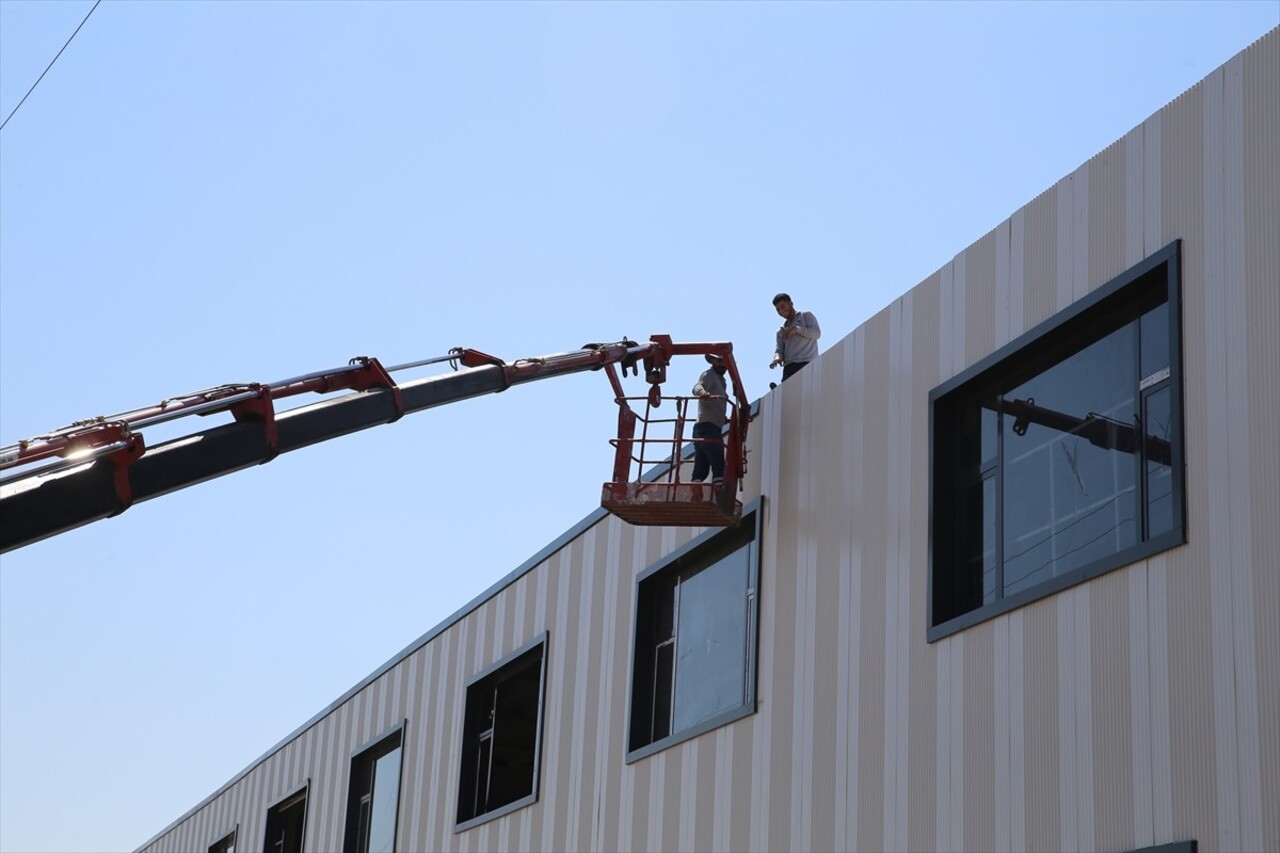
[
  {"left": 782, "top": 361, "right": 809, "bottom": 381},
  {"left": 691, "top": 421, "right": 725, "bottom": 482}
]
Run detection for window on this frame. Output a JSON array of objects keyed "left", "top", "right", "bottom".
[
  {"left": 929, "top": 242, "right": 1185, "bottom": 640},
  {"left": 209, "top": 827, "right": 237, "bottom": 853},
  {"left": 344, "top": 726, "right": 404, "bottom": 853},
  {"left": 263, "top": 784, "right": 308, "bottom": 853},
  {"left": 627, "top": 502, "right": 761, "bottom": 760},
  {"left": 455, "top": 634, "right": 547, "bottom": 829}
]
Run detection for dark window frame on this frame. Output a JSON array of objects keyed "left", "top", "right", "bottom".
[
  {"left": 208, "top": 824, "right": 238, "bottom": 853},
  {"left": 262, "top": 780, "right": 310, "bottom": 853},
  {"left": 928, "top": 241, "right": 1186, "bottom": 641},
  {"left": 625, "top": 498, "right": 763, "bottom": 763},
  {"left": 454, "top": 632, "right": 549, "bottom": 832},
  {"left": 343, "top": 721, "right": 406, "bottom": 853}
]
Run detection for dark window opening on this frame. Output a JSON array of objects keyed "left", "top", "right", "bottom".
[
  {"left": 263, "top": 787, "right": 308, "bottom": 853},
  {"left": 929, "top": 242, "right": 1185, "bottom": 640},
  {"left": 344, "top": 728, "right": 403, "bottom": 853},
  {"left": 455, "top": 636, "right": 547, "bottom": 828},
  {"left": 629, "top": 505, "right": 761, "bottom": 758},
  {"left": 209, "top": 828, "right": 237, "bottom": 853}
]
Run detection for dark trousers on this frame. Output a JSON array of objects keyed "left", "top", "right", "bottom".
[
  {"left": 781, "top": 361, "right": 809, "bottom": 381},
  {"left": 691, "top": 421, "right": 725, "bottom": 481}
]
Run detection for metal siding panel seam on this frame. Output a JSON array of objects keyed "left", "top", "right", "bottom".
[
  {"left": 1148, "top": 554, "right": 1175, "bottom": 841},
  {"left": 1074, "top": 587, "right": 1095, "bottom": 851},
  {"left": 748, "top": 397, "right": 780, "bottom": 853},
  {"left": 996, "top": 221, "right": 1011, "bottom": 346},
  {"left": 953, "top": 254, "right": 967, "bottom": 381},
  {"left": 837, "top": 328, "right": 865, "bottom": 852},
  {"left": 1241, "top": 32, "right": 1280, "bottom": 853},
  {"left": 995, "top": 616, "right": 1011, "bottom": 853},
  {"left": 565, "top": 534, "right": 594, "bottom": 851},
  {"left": 1224, "top": 49, "right": 1266, "bottom": 853},
  {"left": 425, "top": 630, "right": 454, "bottom": 850},
  {"left": 1130, "top": 564, "right": 1155, "bottom": 848},
  {"left": 1074, "top": 163, "right": 1091, "bottom": 300},
  {"left": 882, "top": 297, "right": 904, "bottom": 853},
  {"left": 1126, "top": 126, "right": 1146, "bottom": 267},
  {"left": 1010, "top": 609, "right": 1027, "bottom": 852},
  {"left": 1145, "top": 113, "right": 1163, "bottom": 254},
  {"left": 678, "top": 739, "right": 699, "bottom": 850},
  {"left": 407, "top": 646, "right": 430, "bottom": 849},
  {"left": 590, "top": 522, "right": 622, "bottom": 852},
  {"left": 791, "top": 359, "right": 818, "bottom": 853},
  {"left": 541, "top": 549, "right": 575, "bottom": 852},
  {"left": 1205, "top": 63, "right": 1245, "bottom": 853},
  {"left": 936, "top": 638, "right": 952, "bottom": 853},
  {"left": 949, "top": 632, "right": 965, "bottom": 852},
  {"left": 1010, "top": 210, "right": 1026, "bottom": 342},
  {"left": 896, "top": 292, "right": 914, "bottom": 851},
  {"left": 1058, "top": 593, "right": 1079, "bottom": 852},
  {"left": 1057, "top": 180, "right": 1076, "bottom": 311}
]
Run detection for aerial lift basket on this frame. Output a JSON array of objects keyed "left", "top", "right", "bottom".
[{"left": 599, "top": 337, "right": 750, "bottom": 527}]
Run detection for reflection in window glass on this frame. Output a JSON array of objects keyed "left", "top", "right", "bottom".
[
  {"left": 456, "top": 640, "right": 545, "bottom": 826},
  {"left": 367, "top": 748, "right": 401, "bottom": 853},
  {"left": 928, "top": 245, "right": 1184, "bottom": 638},
  {"left": 1144, "top": 385, "right": 1174, "bottom": 539},
  {"left": 673, "top": 546, "right": 750, "bottom": 733},
  {"left": 629, "top": 516, "right": 759, "bottom": 755},
  {"left": 1002, "top": 324, "right": 1139, "bottom": 595},
  {"left": 346, "top": 733, "right": 402, "bottom": 853}
]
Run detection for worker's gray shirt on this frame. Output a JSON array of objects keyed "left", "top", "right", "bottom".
[
  {"left": 775, "top": 310, "right": 821, "bottom": 365},
  {"left": 692, "top": 368, "right": 728, "bottom": 426}
]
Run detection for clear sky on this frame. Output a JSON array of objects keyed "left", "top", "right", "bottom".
[{"left": 1, "top": 2, "right": 1275, "bottom": 851}]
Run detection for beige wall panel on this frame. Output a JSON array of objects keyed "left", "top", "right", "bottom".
[
  {"left": 962, "top": 623, "right": 996, "bottom": 852},
  {"left": 963, "top": 230, "right": 999, "bottom": 367},
  {"left": 144, "top": 30, "right": 1279, "bottom": 853},
  {"left": 1020, "top": 187, "right": 1060, "bottom": 331},
  {"left": 1089, "top": 567, "right": 1137, "bottom": 850},
  {"left": 855, "top": 310, "right": 891, "bottom": 852},
  {"left": 1241, "top": 32, "right": 1280, "bottom": 853},
  {"left": 1158, "top": 77, "right": 1225, "bottom": 850},
  {"left": 805, "top": 348, "right": 849, "bottom": 853},
  {"left": 909, "top": 278, "right": 942, "bottom": 853},
  {"left": 1088, "top": 139, "right": 1128, "bottom": 289},
  {"left": 1020, "top": 595, "right": 1061, "bottom": 850}
]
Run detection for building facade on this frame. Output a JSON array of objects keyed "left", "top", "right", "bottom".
[{"left": 141, "top": 28, "right": 1278, "bottom": 853}]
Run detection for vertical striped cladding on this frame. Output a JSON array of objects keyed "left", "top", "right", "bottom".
[{"left": 141, "top": 28, "right": 1279, "bottom": 853}]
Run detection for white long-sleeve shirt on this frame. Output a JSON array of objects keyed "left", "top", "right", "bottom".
[{"left": 775, "top": 310, "right": 821, "bottom": 365}]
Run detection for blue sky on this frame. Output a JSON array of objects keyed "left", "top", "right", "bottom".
[{"left": 1, "top": 2, "right": 1275, "bottom": 851}]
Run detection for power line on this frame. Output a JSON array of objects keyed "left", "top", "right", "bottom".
[{"left": 0, "top": 0, "right": 103, "bottom": 133}]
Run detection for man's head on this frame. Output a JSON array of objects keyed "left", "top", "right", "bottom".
[
  {"left": 772, "top": 292, "right": 795, "bottom": 319},
  {"left": 705, "top": 353, "right": 727, "bottom": 373}
]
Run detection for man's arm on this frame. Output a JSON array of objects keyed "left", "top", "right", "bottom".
[{"left": 792, "top": 311, "right": 821, "bottom": 340}]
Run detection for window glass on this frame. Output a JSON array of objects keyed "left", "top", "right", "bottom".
[
  {"left": 628, "top": 511, "right": 760, "bottom": 757},
  {"left": 456, "top": 640, "right": 545, "bottom": 827},
  {"left": 672, "top": 545, "right": 750, "bottom": 733},
  {"left": 1144, "top": 385, "right": 1175, "bottom": 538},
  {"left": 1140, "top": 300, "right": 1170, "bottom": 383},
  {"left": 366, "top": 748, "right": 401, "bottom": 853},
  {"left": 928, "top": 244, "right": 1183, "bottom": 639},
  {"left": 1001, "top": 323, "right": 1139, "bottom": 595}
]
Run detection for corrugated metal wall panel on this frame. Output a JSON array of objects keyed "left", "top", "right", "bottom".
[
  {"left": 1241, "top": 27, "right": 1280, "bottom": 853},
  {"left": 141, "top": 27, "right": 1279, "bottom": 853}
]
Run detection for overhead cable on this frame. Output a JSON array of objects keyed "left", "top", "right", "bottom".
[{"left": 0, "top": 0, "right": 103, "bottom": 133}]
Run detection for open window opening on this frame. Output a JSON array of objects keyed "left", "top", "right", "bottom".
[
  {"left": 929, "top": 242, "right": 1185, "bottom": 640},
  {"left": 344, "top": 726, "right": 404, "bottom": 853},
  {"left": 455, "top": 635, "right": 547, "bottom": 830}
]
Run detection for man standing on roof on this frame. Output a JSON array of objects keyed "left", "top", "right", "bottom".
[
  {"left": 769, "top": 292, "right": 821, "bottom": 381},
  {"left": 690, "top": 353, "right": 728, "bottom": 486}
]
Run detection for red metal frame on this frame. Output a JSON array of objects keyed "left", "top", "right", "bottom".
[
  {"left": 1, "top": 339, "right": 750, "bottom": 527},
  {"left": 598, "top": 336, "right": 751, "bottom": 527}
]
